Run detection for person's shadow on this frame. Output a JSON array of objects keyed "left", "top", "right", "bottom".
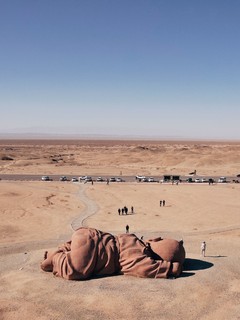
[{"left": 181, "top": 258, "right": 214, "bottom": 277}]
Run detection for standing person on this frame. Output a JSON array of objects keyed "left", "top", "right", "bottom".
[
  {"left": 131, "top": 206, "right": 134, "bottom": 214},
  {"left": 126, "top": 225, "right": 129, "bottom": 233},
  {"left": 118, "top": 208, "right": 121, "bottom": 215},
  {"left": 106, "top": 179, "right": 109, "bottom": 185},
  {"left": 201, "top": 241, "right": 206, "bottom": 257},
  {"left": 121, "top": 208, "right": 124, "bottom": 215},
  {"left": 163, "top": 200, "right": 165, "bottom": 207},
  {"left": 160, "top": 200, "right": 162, "bottom": 207}
]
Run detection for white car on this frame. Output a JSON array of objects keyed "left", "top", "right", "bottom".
[
  {"left": 79, "top": 176, "right": 87, "bottom": 181},
  {"left": 42, "top": 176, "right": 51, "bottom": 181},
  {"left": 218, "top": 177, "right": 226, "bottom": 183},
  {"left": 116, "top": 177, "right": 125, "bottom": 182},
  {"left": 195, "top": 178, "right": 201, "bottom": 183},
  {"left": 71, "top": 177, "right": 78, "bottom": 182},
  {"left": 59, "top": 176, "right": 67, "bottom": 181},
  {"left": 96, "top": 177, "right": 105, "bottom": 182},
  {"left": 136, "top": 175, "right": 145, "bottom": 180}
]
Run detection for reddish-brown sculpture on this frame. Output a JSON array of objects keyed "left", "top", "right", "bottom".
[{"left": 41, "top": 227, "right": 185, "bottom": 280}]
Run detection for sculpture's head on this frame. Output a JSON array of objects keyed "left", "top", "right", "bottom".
[{"left": 147, "top": 237, "right": 185, "bottom": 265}]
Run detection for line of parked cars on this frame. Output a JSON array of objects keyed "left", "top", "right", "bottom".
[
  {"left": 72, "top": 176, "right": 125, "bottom": 183},
  {"left": 41, "top": 175, "right": 236, "bottom": 184},
  {"left": 186, "top": 177, "right": 227, "bottom": 183},
  {"left": 135, "top": 175, "right": 158, "bottom": 182},
  {"left": 96, "top": 177, "right": 125, "bottom": 182},
  {"left": 194, "top": 178, "right": 210, "bottom": 183}
]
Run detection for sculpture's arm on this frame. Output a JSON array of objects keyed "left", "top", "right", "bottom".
[{"left": 121, "top": 254, "right": 182, "bottom": 279}]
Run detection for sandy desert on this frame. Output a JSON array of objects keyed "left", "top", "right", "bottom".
[{"left": 0, "top": 139, "right": 240, "bottom": 320}]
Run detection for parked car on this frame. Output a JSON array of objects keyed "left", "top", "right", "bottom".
[
  {"left": 195, "top": 178, "right": 201, "bottom": 183},
  {"left": 79, "top": 176, "right": 87, "bottom": 181},
  {"left": 85, "top": 176, "right": 92, "bottom": 182},
  {"left": 109, "top": 177, "right": 116, "bottom": 182},
  {"left": 218, "top": 177, "right": 227, "bottom": 183},
  {"left": 201, "top": 178, "right": 208, "bottom": 183},
  {"left": 59, "top": 176, "right": 68, "bottom": 181},
  {"left": 71, "top": 177, "right": 78, "bottom": 182},
  {"left": 41, "top": 176, "right": 51, "bottom": 181},
  {"left": 116, "top": 177, "right": 125, "bottom": 182},
  {"left": 136, "top": 175, "right": 145, "bottom": 180},
  {"left": 186, "top": 178, "right": 193, "bottom": 183},
  {"left": 96, "top": 177, "right": 105, "bottom": 182}
]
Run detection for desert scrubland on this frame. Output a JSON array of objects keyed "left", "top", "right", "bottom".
[
  {"left": 0, "top": 140, "right": 240, "bottom": 320},
  {"left": 1, "top": 139, "right": 240, "bottom": 176}
]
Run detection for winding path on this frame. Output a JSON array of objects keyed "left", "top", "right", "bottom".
[{"left": 71, "top": 184, "right": 99, "bottom": 231}]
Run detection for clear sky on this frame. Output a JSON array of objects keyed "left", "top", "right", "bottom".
[{"left": 1, "top": 0, "right": 240, "bottom": 140}]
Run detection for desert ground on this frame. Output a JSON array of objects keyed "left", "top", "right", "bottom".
[{"left": 0, "top": 140, "right": 240, "bottom": 320}]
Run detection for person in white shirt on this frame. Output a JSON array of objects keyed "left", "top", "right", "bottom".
[{"left": 201, "top": 241, "right": 206, "bottom": 257}]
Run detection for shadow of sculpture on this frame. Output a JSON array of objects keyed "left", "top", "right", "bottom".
[
  {"left": 183, "top": 258, "right": 214, "bottom": 271},
  {"left": 205, "top": 255, "right": 227, "bottom": 258},
  {"left": 180, "top": 271, "right": 196, "bottom": 278},
  {"left": 179, "top": 258, "right": 214, "bottom": 278}
]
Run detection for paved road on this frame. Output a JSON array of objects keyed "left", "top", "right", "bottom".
[{"left": 0, "top": 173, "right": 238, "bottom": 183}]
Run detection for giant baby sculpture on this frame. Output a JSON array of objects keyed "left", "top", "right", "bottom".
[{"left": 41, "top": 227, "right": 185, "bottom": 280}]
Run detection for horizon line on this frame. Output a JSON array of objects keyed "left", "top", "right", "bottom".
[{"left": 0, "top": 132, "right": 240, "bottom": 143}]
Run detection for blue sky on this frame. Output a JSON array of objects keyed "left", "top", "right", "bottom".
[{"left": 1, "top": 0, "right": 240, "bottom": 140}]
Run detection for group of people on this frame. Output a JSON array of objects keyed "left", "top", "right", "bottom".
[
  {"left": 118, "top": 206, "right": 134, "bottom": 215},
  {"left": 159, "top": 200, "right": 166, "bottom": 207}
]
